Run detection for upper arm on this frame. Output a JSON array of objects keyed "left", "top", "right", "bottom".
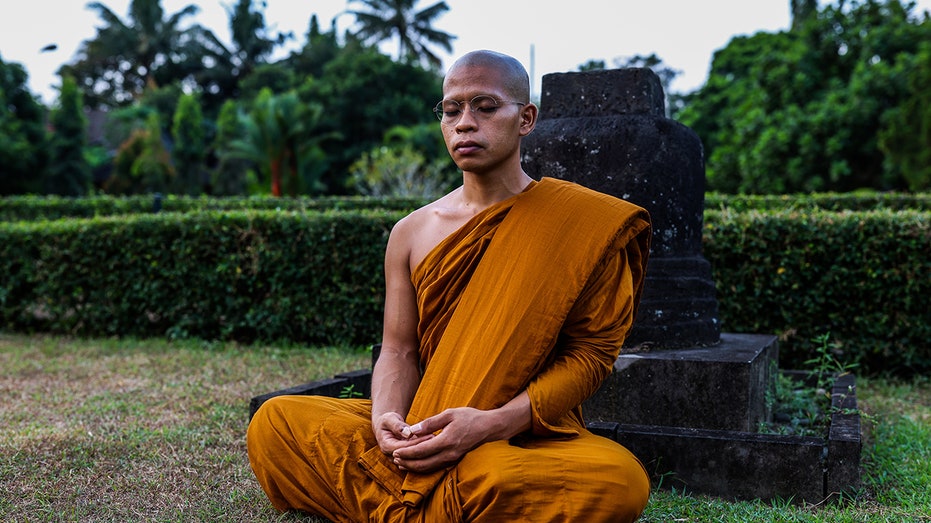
[{"left": 380, "top": 215, "right": 421, "bottom": 359}]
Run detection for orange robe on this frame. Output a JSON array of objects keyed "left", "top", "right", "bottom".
[{"left": 248, "top": 178, "right": 652, "bottom": 522}]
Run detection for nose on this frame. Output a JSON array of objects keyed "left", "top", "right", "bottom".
[{"left": 454, "top": 104, "right": 479, "bottom": 131}]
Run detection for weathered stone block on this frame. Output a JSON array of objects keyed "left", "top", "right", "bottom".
[{"left": 584, "top": 333, "right": 778, "bottom": 431}]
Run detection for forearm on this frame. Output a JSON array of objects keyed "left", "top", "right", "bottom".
[
  {"left": 370, "top": 348, "right": 421, "bottom": 422},
  {"left": 482, "top": 391, "right": 532, "bottom": 442}
]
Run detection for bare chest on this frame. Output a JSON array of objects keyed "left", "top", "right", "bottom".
[{"left": 408, "top": 208, "right": 478, "bottom": 272}]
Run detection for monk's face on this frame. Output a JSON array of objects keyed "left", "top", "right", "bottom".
[{"left": 439, "top": 64, "right": 535, "bottom": 176}]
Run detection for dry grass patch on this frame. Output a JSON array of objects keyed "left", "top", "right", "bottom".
[
  {"left": 0, "top": 333, "right": 367, "bottom": 522},
  {"left": 3, "top": 333, "right": 929, "bottom": 522}
]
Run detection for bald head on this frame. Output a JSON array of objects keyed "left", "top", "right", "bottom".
[{"left": 445, "top": 50, "right": 531, "bottom": 103}]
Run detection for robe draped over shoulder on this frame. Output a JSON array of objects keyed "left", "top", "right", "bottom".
[
  {"left": 248, "top": 177, "right": 652, "bottom": 521},
  {"left": 389, "top": 177, "right": 651, "bottom": 506}
]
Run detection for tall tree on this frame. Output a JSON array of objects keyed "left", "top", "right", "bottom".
[
  {"left": 171, "top": 93, "right": 206, "bottom": 195},
  {"left": 791, "top": 0, "right": 819, "bottom": 30},
  {"left": 105, "top": 111, "right": 174, "bottom": 194},
  {"left": 296, "top": 46, "right": 442, "bottom": 193},
  {"left": 46, "top": 76, "right": 92, "bottom": 196},
  {"left": 210, "top": 99, "right": 250, "bottom": 195},
  {"left": 226, "top": 88, "right": 336, "bottom": 196},
  {"left": 61, "top": 0, "right": 205, "bottom": 108},
  {"left": 0, "top": 55, "right": 48, "bottom": 195},
  {"left": 878, "top": 40, "right": 931, "bottom": 191},
  {"left": 286, "top": 15, "right": 343, "bottom": 80},
  {"left": 195, "top": 0, "right": 289, "bottom": 111},
  {"left": 678, "top": 0, "right": 931, "bottom": 193},
  {"left": 347, "top": 0, "right": 455, "bottom": 68}
]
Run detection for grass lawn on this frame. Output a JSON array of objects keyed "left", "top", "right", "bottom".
[{"left": 1, "top": 332, "right": 928, "bottom": 522}]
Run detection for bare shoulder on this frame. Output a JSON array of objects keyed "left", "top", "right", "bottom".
[
  {"left": 388, "top": 189, "right": 467, "bottom": 272},
  {"left": 389, "top": 196, "right": 445, "bottom": 242}
]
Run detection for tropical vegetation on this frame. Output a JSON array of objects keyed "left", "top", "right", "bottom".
[{"left": 1, "top": 0, "right": 929, "bottom": 198}]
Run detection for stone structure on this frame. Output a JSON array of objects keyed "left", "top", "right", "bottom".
[
  {"left": 520, "top": 68, "right": 776, "bottom": 432},
  {"left": 521, "top": 68, "right": 719, "bottom": 350},
  {"left": 518, "top": 68, "right": 859, "bottom": 500}
]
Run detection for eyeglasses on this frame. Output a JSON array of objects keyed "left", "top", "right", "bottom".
[{"left": 433, "top": 95, "right": 526, "bottom": 124}]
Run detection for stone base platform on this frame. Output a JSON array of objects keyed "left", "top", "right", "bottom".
[{"left": 585, "top": 333, "right": 779, "bottom": 431}]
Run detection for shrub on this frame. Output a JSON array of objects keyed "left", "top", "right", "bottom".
[
  {"left": 703, "top": 208, "right": 930, "bottom": 374},
  {"left": 1, "top": 194, "right": 927, "bottom": 375},
  {"left": 0, "top": 210, "right": 403, "bottom": 346}
]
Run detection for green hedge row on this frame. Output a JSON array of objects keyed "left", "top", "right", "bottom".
[
  {"left": 704, "top": 192, "right": 931, "bottom": 212},
  {"left": 703, "top": 208, "right": 930, "bottom": 374},
  {"left": 0, "top": 210, "right": 402, "bottom": 346},
  {"left": 0, "top": 194, "right": 427, "bottom": 222},
  {"left": 0, "top": 206, "right": 927, "bottom": 375},
  {"left": 4, "top": 192, "right": 930, "bottom": 223}
]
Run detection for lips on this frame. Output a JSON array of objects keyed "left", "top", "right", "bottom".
[{"left": 455, "top": 141, "right": 482, "bottom": 154}]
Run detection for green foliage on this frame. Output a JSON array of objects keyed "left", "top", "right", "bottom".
[
  {"left": 285, "top": 15, "right": 343, "bottom": 81},
  {"left": 104, "top": 112, "right": 174, "bottom": 194},
  {"left": 0, "top": 194, "right": 427, "bottom": 222},
  {"left": 194, "top": 0, "right": 291, "bottom": 113},
  {"left": 347, "top": 0, "right": 455, "bottom": 68},
  {"left": 171, "top": 93, "right": 207, "bottom": 195},
  {"left": 703, "top": 207, "right": 930, "bottom": 374},
  {"left": 760, "top": 333, "right": 860, "bottom": 437},
  {"left": 878, "top": 40, "right": 931, "bottom": 191},
  {"left": 0, "top": 54, "right": 48, "bottom": 195},
  {"left": 297, "top": 47, "right": 443, "bottom": 193},
  {"left": 46, "top": 76, "right": 92, "bottom": 196},
  {"left": 761, "top": 370, "right": 826, "bottom": 436},
  {"left": 339, "top": 384, "right": 364, "bottom": 399},
  {"left": 705, "top": 191, "right": 931, "bottom": 212},
  {"left": 679, "top": 0, "right": 931, "bottom": 193},
  {"left": 44, "top": 5, "right": 446, "bottom": 198},
  {"left": 226, "top": 88, "right": 337, "bottom": 196},
  {"left": 0, "top": 209, "right": 402, "bottom": 346},
  {"left": 236, "top": 63, "right": 297, "bottom": 100},
  {"left": 1, "top": 193, "right": 927, "bottom": 376},
  {"left": 210, "top": 99, "right": 250, "bottom": 196},
  {"left": 349, "top": 145, "right": 457, "bottom": 198},
  {"left": 62, "top": 0, "right": 207, "bottom": 108}
]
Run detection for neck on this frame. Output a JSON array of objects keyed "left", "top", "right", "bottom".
[{"left": 458, "top": 169, "right": 534, "bottom": 212}]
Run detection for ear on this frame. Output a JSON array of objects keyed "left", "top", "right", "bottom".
[{"left": 518, "top": 103, "right": 538, "bottom": 137}]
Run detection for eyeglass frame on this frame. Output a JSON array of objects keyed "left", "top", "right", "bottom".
[{"left": 433, "top": 95, "right": 527, "bottom": 124}]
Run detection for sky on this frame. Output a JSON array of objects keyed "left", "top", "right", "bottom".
[{"left": 2, "top": 0, "right": 931, "bottom": 105}]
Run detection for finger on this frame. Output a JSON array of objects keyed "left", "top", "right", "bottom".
[
  {"left": 411, "top": 410, "right": 455, "bottom": 435},
  {"left": 392, "top": 434, "right": 439, "bottom": 461},
  {"left": 393, "top": 449, "right": 448, "bottom": 473},
  {"left": 401, "top": 422, "right": 424, "bottom": 438}
]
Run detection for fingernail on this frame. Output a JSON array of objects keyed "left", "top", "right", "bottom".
[
  {"left": 400, "top": 427, "right": 412, "bottom": 438},
  {"left": 409, "top": 423, "right": 422, "bottom": 434}
]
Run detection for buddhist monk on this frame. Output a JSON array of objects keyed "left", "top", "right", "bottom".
[{"left": 247, "top": 49, "right": 653, "bottom": 522}]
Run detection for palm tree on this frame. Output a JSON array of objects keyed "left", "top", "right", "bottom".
[
  {"left": 61, "top": 0, "right": 205, "bottom": 108},
  {"left": 194, "top": 0, "right": 290, "bottom": 106},
  {"left": 347, "top": 0, "right": 456, "bottom": 69},
  {"left": 226, "top": 89, "right": 339, "bottom": 196}
]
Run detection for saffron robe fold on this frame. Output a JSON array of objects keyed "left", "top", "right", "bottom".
[
  {"left": 248, "top": 177, "right": 652, "bottom": 522},
  {"left": 373, "top": 177, "right": 651, "bottom": 506}
]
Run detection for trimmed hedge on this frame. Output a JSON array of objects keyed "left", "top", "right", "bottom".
[
  {"left": 703, "top": 208, "right": 930, "bottom": 374},
  {"left": 705, "top": 192, "right": 931, "bottom": 212},
  {"left": 0, "top": 194, "right": 428, "bottom": 222},
  {"left": 0, "top": 199, "right": 928, "bottom": 375},
  {"left": 5, "top": 191, "right": 930, "bottom": 223},
  {"left": 0, "top": 210, "right": 402, "bottom": 346}
]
